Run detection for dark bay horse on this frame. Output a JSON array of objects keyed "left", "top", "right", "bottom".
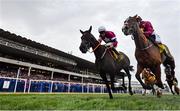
[
  {"left": 79, "top": 26, "right": 134, "bottom": 99},
  {"left": 122, "top": 15, "right": 178, "bottom": 96}
]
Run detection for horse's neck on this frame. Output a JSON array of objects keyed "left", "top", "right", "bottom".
[
  {"left": 94, "top": 45, "right": 106, "bottom": 59},
  {"left": 133, "top": 23, "right": 150, "bottom": 50}
]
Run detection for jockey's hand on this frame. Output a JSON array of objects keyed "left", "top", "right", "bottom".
[
  {"left": 105, "top": 43, "right": 113, "bottom": 48},
  {"left": 140, "top": 28, "right": 144, "bottom": 32}
]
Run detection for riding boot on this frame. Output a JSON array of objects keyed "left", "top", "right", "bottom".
[{"left": 147, "top": 35, "right": 160, "bottom": 47}]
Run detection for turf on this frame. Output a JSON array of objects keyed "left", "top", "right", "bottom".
[{"left": 0, "top": 93, "right": 180, "bottom": 110}]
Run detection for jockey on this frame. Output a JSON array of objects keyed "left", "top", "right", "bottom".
[
  {"left": 98, "top": 26, "right": 119, "bottom": 56},
  {"left": 136, "top": 16, "right": 171, "bottom": 58},
  {"left": 136, "top": 16, "right": 161, "bottom": 44}
]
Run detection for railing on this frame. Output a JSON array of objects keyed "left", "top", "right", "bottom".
[{"left": 0, "top": 77, "right": 107, "bottom": 93}]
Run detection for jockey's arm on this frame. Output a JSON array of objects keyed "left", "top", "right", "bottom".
[{"left": 105, "top": 42, "right": 114, "bottom": 48}]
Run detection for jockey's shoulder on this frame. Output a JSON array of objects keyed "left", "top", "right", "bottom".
[
  {"left": 105, "top": 31, "right": 116, "bottom": 36},
  {"left": 141, "top": 20, "right": 152, "bottom": 25}
]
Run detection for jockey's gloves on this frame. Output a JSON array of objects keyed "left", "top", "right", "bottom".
[{"left": 105, "top": 42, "right": 114, "bottom": 48}]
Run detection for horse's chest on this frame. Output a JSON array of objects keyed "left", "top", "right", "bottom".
[{"left": 135, "top": 51, "right": 160, "bottom": 65}]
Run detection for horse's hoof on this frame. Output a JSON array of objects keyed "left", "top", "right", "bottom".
[
  {"left": 157, "top": 90, "right": 162, "bottom": 98},
  {"left": 175, "top": 87, "right": 180, "bottom": 95},
  {"left": 143, "top": 85, "right": 152, "bottom": 90},
  {"left": 157, "top": 83, "right": 164, "bottom": 89},
  {"left": 129, "top": 92, "right": 133, "bottom": 95}
]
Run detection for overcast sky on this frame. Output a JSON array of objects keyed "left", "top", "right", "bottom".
[{"left": 0, "top": 0, "right": 180, "bottom": 84}]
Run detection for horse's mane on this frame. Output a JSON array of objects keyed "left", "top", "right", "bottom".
[{"left": 133, "top": 22, "right": 148, "bottom": 44}]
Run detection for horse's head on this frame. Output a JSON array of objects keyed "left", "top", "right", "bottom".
[
  {"left": 122, "top": 15, "right": 139, "bottom": 36},
  {"left": 79, "top": 26, "right": 96, "bottom": 53}
]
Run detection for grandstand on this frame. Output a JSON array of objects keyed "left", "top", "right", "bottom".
[{"left": 0, "top": 28, "right": 129, "bottom": 93}]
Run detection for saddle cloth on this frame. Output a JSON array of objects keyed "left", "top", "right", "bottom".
[{"left": 109, "top": 50, "right": 123, "bottom": 62}]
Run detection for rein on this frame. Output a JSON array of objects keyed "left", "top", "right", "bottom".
[
  {"left": 88, "top": 41, "right": 101, "bottom": 53},
  {"left": 136, "top": 44, "right": 153, "bottom": 50}
]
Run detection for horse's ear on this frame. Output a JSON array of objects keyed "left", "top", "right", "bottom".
[
  {"left": 133, "top": 14, "right": 138, "bottom": 18},
  {"left": 89, "top": 26, "right": 92, "bottom": 33},
  {"left": 80, "top": 30, "right": 84, "bottom": 34}
]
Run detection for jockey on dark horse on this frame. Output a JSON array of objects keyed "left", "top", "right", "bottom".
[
  {"left": 135, "top": 15, "right": 172, "bottom": 59},
  {"left": 98, "top": 26, "right": 120, "bottom": 59}
]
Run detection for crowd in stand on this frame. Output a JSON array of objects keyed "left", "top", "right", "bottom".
[
  {"left": 0, "top": 62, "right": 109, "bottom": 93},
  {"left": 0, "top": 64, "right": 102, "bottom": 84}
]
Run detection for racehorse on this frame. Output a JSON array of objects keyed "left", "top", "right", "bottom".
[
  {"left": 165, "top": 65, "right": 179, "bottom": 95},
  {"left": 122, "top": 15, "right": 178, "bottom": 96},
  {"left": 79, "top": 26, "right": 134, "bottom": 99}
]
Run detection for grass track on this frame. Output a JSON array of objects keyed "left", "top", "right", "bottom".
[{"left": 0, "top": 93, "right": 180, "bottom": 110}]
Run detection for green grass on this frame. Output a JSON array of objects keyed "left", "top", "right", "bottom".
[{"left": 0, "top": 93, "right": 180, "bottom": 110}]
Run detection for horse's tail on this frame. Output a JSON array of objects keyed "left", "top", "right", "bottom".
[{"left": 128, "top": 65, "right": 134, "bottom": 71}]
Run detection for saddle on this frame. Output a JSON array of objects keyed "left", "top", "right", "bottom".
[
  {"left": 147, "top": 36, "right": 173, "bottom": 59},
  {"left": 109, "top": 49, "right": 123, "bottom": 62}
]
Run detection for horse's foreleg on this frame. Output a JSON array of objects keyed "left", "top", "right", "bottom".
[
  {"left": 154, "top": 65, "right": 164, "bottom": 89},
  {"left": 100, "top": 73, "right": 113, "bottom": 99},
  {"left": 110, "top": 72, "right": 115, "bottom": 91},
  {"left": 124, "top": 68, "right": 133, "bottom": 95}
]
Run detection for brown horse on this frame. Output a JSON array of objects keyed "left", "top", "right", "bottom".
[
  {"left": 122, "top": 15, "right": 177, "bottom": 96},
  {"left": 79, "top": 26, "right": 134, "bottom": 99}
]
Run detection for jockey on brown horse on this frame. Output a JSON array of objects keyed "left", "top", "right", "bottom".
[
  {"left": 135, "top": 15, "right": 172, "bottom": 60},
  {"left": 122, "top": 15, "right": 178, "bottom": 96}
]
